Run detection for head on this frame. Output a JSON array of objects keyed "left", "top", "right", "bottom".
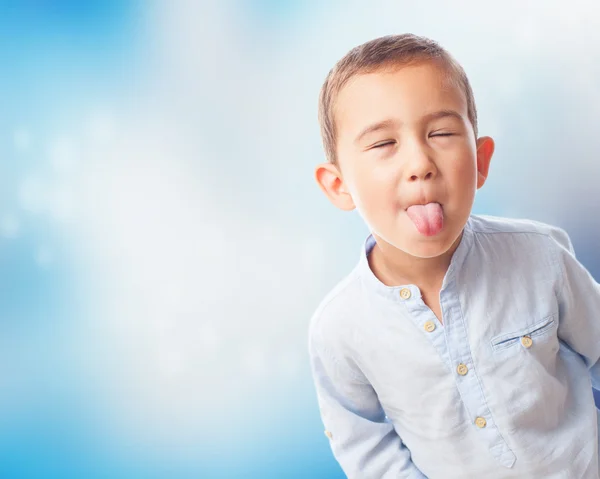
[{"left": 315, "top": 34, "right": 494, "bottom": 259}]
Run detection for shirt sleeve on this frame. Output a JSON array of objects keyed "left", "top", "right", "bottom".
[
  {"left": 550, "top": 226, "right": 600, "bottom": 389},
  {"left": 309, "top": 331, "right": 427, "bottom": 479}
]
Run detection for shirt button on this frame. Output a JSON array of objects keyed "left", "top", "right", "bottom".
[
  {"left": 424, "top": 321, "right": 436, "bottom": 332},
  {"left": 475, "top": 417, "right": 487, "bottom": 428},
  {"left": 521, "top": 336, "right": 533, "bottom": 348},
  {"left": 324, "top": 430, "right": 333, "bottom": 439},
  {"left": 457, "top": 363, "right": 468, "bottom": 376},
  {"left": 399, "top": 288, "right": 411, "bottom": 300}
]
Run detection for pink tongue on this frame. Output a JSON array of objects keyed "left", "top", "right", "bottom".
[{"left": 406, "top": 203, "right": 443, "bottom": 236}]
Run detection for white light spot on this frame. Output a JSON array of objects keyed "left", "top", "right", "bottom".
[
  {"left": 0, "top": 214, "right": 20, "bottom": 239},
  {"left": 49, "top": 137, "right": 78, "bottom": 172}
]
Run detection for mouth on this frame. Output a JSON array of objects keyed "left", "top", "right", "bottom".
[
  {"left": 404, "top": 201, "right": 442, "bottom": 211},
  {"left": 405, "top": 201, "right": 445, "bottom": 236}
]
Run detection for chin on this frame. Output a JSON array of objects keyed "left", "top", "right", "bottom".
[
  {"left": 406, "top": 228, "right": 458, "bottom": 257},
  {"left": 407, "top": 242, "right": 450, "bottom": 259}
]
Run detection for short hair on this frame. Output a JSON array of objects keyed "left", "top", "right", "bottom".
[{"left": 318, "top": 33, "right": 478, "bottom": 165}]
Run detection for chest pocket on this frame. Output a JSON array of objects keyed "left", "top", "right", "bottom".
[
  {"left": 489, "top": 314, "right": 562, "bottom": 424},
  {"left": 490, "top": 314, "right": 556, "bottom": 352}
]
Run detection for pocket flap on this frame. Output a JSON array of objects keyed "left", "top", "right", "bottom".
[{"left": 490, "top": 314, "right": 556, "bottom": 351}]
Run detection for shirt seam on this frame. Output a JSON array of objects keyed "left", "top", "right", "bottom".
[{"left": 469, "top": 227, "right": 553, "bottom": 237}]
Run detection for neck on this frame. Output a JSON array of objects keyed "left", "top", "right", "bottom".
[{"left": 368, "top": 231, "right": 463, "bottom": 292}]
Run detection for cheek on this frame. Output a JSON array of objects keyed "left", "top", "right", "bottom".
[
  {"left": 446, "top": 153, "right": 477, "bottom": 184},
  {"left": 351, "top": 170, "right": 398, "bottom": 212}
]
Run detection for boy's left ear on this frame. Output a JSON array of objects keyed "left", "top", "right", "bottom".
[{"left": 475, "top": 136, "right": 495, "bottom": 189}]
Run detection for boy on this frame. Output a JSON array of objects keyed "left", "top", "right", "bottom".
[{"left": 308, "top": 33, "right": 600, "bottom": 478}]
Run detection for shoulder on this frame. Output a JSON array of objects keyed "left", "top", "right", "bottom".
[
  {"left": 469, "top": 214, "right": 572, "bottom": 250},
  {"left": 469, "top": 214, "right": 560, "bottom": 236},
  {"left": 308, "top": 266, "right": 364, "bottom": 352}
]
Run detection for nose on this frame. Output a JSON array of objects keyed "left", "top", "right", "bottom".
[
  {"left": 405, "top": 142, "right": 437, "bottom": 182},
  {"left": 409, "top": 168, "right": 434, "bottom": 182}
]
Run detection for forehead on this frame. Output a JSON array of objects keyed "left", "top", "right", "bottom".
[{"left": 334, "top": 62, "right": 467, "bottom": 141}]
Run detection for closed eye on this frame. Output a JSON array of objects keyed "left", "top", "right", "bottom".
[
  {"left": 372, "top": 141, "right": 395, "bottom": 149},
  {"left": 430, "top": 133, "right": 454, "bottom": 137}
]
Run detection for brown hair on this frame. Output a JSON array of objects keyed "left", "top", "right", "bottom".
[{"left": 318, "top": 33, "right": 478, "bottom": 165}]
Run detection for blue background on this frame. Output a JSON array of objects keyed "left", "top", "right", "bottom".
[{"left": 1, "top": 1, "right": 599, "bottom": 478}]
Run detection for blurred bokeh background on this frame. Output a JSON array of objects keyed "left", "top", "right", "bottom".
[{"left": 1, "top": 1, "right": 599, "bottom": 478}]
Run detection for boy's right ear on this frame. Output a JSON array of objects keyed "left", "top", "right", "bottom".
[{"left": 314, "top": 162, "right": 356, "bottom": 211}]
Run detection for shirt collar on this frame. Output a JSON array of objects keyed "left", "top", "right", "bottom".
[{"left": 357, "top": 216, "right": 475, "bottom": 301}]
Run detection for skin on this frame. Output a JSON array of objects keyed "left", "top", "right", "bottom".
[{"left": 315, "top": 61, "right": 495, "bottom": 321}]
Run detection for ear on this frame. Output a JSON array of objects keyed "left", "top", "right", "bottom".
[
  {"left": 314, "top": 162, "right": 356, "bottom": 211},
  {"left": 475, "top": 136, "right": 495, "bottom": 189}
]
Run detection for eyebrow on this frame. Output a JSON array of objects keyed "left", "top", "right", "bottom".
[{"left": 353, "top": 109, "right": 464, "bottom": 145}]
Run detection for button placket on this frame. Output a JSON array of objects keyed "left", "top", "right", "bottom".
[
  {"left": 399, "top": 285, "right": 454, "bottom": 369},
  {"left": 399, "top": 286, "right": 445, "bottom": 335},
  {"left": 441, "top": 281, "right": 516, "bottom": 467}
]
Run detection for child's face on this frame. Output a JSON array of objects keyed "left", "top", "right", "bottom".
[{"left": 318, "top": 61, "right": 494, "bottom": 259}]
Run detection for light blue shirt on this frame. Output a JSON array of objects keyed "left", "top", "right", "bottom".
[{"left": 308, "top": 214, "right": 600, "bottom": 478}]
